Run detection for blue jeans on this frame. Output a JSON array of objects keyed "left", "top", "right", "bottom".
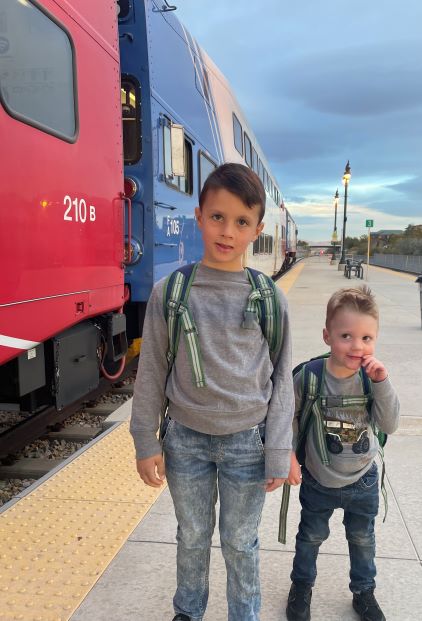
[
  {"left": 162, "top": 418, "right": 266, "bottom": 621},
  {"left": 291, "top": 463, "right": 379, "bottom": 593}
]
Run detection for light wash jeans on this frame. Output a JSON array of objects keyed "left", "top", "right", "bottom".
[
  {"left": 291, "top": 463, "right": 379, "bottom": 593},
  {"left": 162, "top": 418, "right": 266, "bottom": 621}
]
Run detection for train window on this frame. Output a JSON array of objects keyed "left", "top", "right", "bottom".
[
  {"left": 0, "top": 0, "right": 77, "bottom": 141},
  {"left": 121, "top": 78, "right": 141, "bottom": 165},
  {"left": 244, "top": 133, "right": 252, "bottom": 168},
  {"left": 117, "top": 0, "right": 132, "bottom": 20},
  {"left": 263, "top": 169, "right": 268, "bottom": 191},
  {"left": 253, "top": 237, "right": 260, "bottom": 255},
  {"left": 233, "top": 113, "right": 243, "bottom": 156},
  {"left": 258, "top": 159, "right": 264, "bottom": 184},
  {"left": 252, "top": 148, "right": 258, "bottom": 173},
  {"left": 199, "top": 151, "right": 217, "bottom": 191},
  {"left": 163, "top": 120, "right": 193, "bottom": 195}
]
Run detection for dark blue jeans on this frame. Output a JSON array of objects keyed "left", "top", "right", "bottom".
[{"left": 291, "top": 463, "right": 379, "bottom": 593}]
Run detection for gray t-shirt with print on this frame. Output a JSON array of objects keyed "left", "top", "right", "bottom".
[{"left": 293, "top": 367, "right": 400, "bottom": 488}]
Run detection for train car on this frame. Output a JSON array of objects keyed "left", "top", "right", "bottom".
[
  {"left": 0, "top": 0, "right": 298, "bottom": 414},
  {"left": 0, "top": 0, "right": 127, "bottom": 411},
  {"left": 118, "top": 0, "right": 297, "bottom": 339},
  {"left": 286, "top": 207, "right": 298, "bottom": 267}
]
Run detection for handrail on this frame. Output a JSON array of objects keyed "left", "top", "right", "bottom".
[{"left": 122, "top": 193, "right": 132, "bottom": 265}]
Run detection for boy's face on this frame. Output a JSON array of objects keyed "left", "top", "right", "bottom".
[
  {"left": 195, "top": 188, "right": 264, "bottom": 271},
  {"left": 323, "top": 309, "right": 378, "bottom": 377}
]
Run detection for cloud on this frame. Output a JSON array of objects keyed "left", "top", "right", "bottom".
[
  {"left": 279, "top": 42, "right": 422, "bottom": 117},
  {"left": 387, "top": 176, "right": 422, "bottom": 197},
  {"left": 176, "top": 1, "right": 422, "bottom": 240}
]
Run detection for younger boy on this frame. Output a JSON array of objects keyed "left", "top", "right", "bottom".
[
  {"left": 286, "top": 286, "right": 399, "bottom": 621},
  {"left": 130, "top": 163, "right": 294, "bottom": 621}
]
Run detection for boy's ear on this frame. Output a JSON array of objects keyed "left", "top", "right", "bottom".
[
  {"left": 322, "top": 327, "right": 330, "bottom": 345},
  {"left": 254, "top": 221, "right": 265, "bottom": 239},
  {"left": 194, "top": 206, "right": 202, "bottom": 228}
]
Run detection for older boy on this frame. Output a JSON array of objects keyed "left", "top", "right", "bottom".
[
  {"left": 131, "top": 163, "right": 294, "bottom": 621},
  {"left": 286, "top": 286, "right": 399, "bottom": 621}
]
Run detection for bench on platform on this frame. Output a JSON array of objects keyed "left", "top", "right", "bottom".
[{"left": 344, "top": 259, "right": 364, "bottom": 279}]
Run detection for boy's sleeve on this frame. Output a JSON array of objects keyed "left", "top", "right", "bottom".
[
  {"left": 264, "top": 288, "right": 295, "bottom": 479},
  {"left": 370, "top": 376, "right": 400, "bottom": 434},
  {"left": 130, "top": 279, "right": 169, "bottom": 460}
]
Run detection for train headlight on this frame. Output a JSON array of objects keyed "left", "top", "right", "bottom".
[
  {"left": 124, "top": 177, "right": 137, "bottom": 199},
  {"left": 125, "top": 237, "right": 143, "bottom": 265}
]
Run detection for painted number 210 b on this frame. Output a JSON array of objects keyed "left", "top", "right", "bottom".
[{"left": 63, "top": 195, "right": 96, "bottom": 223}]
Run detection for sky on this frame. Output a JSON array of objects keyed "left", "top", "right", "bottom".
[{"left": 176, "top": 0, "right": 422, "bottom": 242}]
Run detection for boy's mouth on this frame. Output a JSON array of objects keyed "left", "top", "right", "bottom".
[{"left": 216, "top": 242, "right": 233, "bottom": 251}]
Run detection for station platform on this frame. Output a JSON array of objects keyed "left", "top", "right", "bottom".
[{"left": 1, "top": 257, "right": 421, "bottom": 621}]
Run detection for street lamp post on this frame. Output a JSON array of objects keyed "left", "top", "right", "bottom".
[
  {"left": 338, "top": 160, "right": 351, "bottom": 266},
  {"left": 331, "top": 188, "right": 339, "bottom": 259}
]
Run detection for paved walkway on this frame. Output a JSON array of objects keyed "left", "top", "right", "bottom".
[{"left": 71, "top": 258, "right": 422, "bottom": 621}]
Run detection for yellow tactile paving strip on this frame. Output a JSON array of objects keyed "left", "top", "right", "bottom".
[
  {"left": 277, "top": 260, "right": 306, "bottom": 295},
  {"left": 0, "top": 422, "right": 165, "bottom": 621}
]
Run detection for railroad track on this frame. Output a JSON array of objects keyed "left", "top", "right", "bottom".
[{"left": 0, "top": 361, "right": 137, "bottom": 506}]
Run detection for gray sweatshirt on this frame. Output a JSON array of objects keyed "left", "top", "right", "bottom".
[
  {"left": 130, "top": 263, "right": 295, "bottom": 478},
  {"left": 293, "top": 367, "right": 400, "bottom": 488}
]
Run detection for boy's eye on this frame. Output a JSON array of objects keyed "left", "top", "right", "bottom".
[
  {"left": 341, "top": 333, "right": 351, "bottom": 339},
  {"left": 363, "top": 336, "right": 373, "bottom": 342},
  {"left": 211, "top": 214, "right": 223, "bottom": 221},
  {"left": 238, "top": 218, "right": 249, "bottom": 227}
]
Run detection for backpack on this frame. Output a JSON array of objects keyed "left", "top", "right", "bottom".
[
  {"left": 278, "top": 354, "right": 388, "bottom": 545},
  {"left": 159, "top": 262, "right": 282, "bottom": 423}
]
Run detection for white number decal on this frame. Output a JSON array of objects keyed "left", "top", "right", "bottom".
[
  {"left": 64, "top": 195, "right": 72, "bottom": 221},
  {"left": 79, "top": 198, "right": 87, "bottom": 223},
  {"left": 166, "top": 217, "right": 180, "bottom": 237},
  {"left": 63, "top": 196, "right": 96, "bottom": 223}
]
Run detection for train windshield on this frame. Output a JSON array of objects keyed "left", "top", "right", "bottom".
[{"left": 121, "top": 78, "right": 141, "bottom": 165}]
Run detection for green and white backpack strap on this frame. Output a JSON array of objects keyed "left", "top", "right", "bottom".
[
  {"left": 306, "top": 359, "right": 331, "bottom": 466},
  {"left": 163, "top": 262, "right": 206, "bottom": 389},
  {"left": 279, "top": 359, "right": 327, "bottom": 544},
  {"left": 243, "top": 267, "right": 281, "bottom": 359}
]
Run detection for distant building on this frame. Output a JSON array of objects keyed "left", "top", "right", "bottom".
[{"left": 371, "top": 230, "right": 403, "bottom": 249}]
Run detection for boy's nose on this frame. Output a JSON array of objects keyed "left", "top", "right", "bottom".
[{"left": 221, "top": 222, "right": 235, "bottom": 237}]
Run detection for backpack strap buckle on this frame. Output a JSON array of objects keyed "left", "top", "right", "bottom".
[
  {"left": 323, "top": 395, "right": 344, "bottom": 408},
  {"left": 242, "top": 310, "right": 257, "bottom": 330},
  {"left": 167, "top": 299, "right": 188, "bottom": 315},
  {"left": 258, "top": 285, "right": 274, "bottom": 299}
]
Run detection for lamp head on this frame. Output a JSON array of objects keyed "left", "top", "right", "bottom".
[{"left": 342, "top": 160, "right": 351, "bottom": 184}]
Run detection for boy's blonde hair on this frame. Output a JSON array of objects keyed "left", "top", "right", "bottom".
[{"left": 326, "top": 286, "right": 379, "bottom": 327}]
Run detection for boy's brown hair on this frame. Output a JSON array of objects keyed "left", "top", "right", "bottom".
[
  {"left": 199, "top": 163, "right": 266, "bottom": 223},
  {"left": 326, "top": 286, "right": 379, "bottom": 327}
]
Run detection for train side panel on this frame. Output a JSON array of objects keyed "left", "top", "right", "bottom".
[{"left": 0, "top": 0, "right": 123, "bottom": 367}]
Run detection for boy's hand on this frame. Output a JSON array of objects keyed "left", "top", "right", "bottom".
[
  {"left": 265, "top": 478, "right": 286, "bottom": 492},
  {"left": 136, "top": 454, "right": 166, "bottom": 488},
  {"left": 361, "top": 355, "right": 388, "bottom": 383},
  {"left": 286, "top": 452, "right": 302, "bottom": 486}
]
